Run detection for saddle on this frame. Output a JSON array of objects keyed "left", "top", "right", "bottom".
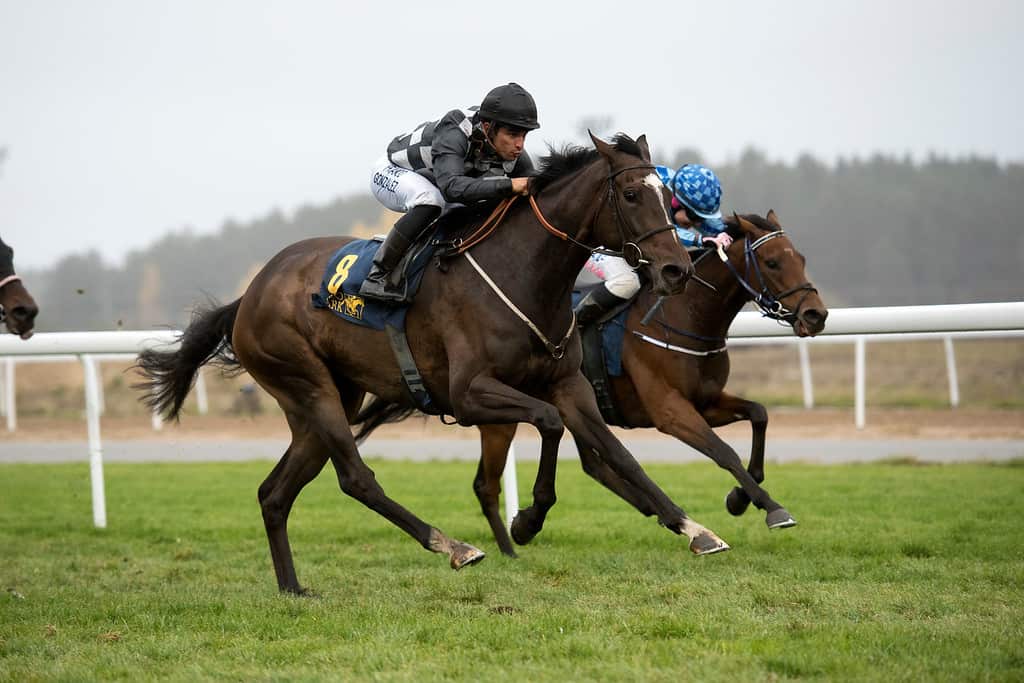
[{"left": 310, "top": 201, "right": 506, "bottom": 415}]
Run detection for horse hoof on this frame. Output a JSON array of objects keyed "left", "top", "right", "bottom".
[
  {"left": 689, "top": 532, "right": 731, "bottom": 556},
  {"left": 510, "top": 513, "right": 537, "bottom": 546},
  {"left": 450, "top": 542, "right": 486, "bottom": 570},
  {"left": 725, "top": 488, "right": 752, "bottom": 517},
  {"left": 766, "top": 508, "right": 797, "bottom": 529}
]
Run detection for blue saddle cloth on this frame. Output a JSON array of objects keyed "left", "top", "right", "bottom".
[
  {"left": 311, "top": 238, "right": 435, "bottom": 330},
  {"left": 572, "top": 291, "right": 629, "bottom": 377}
]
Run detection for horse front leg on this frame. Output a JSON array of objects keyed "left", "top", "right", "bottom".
[
  {"left": 574, "top": 434, "right": 660, "bottom": 516},
  {"left": 655, "top": 391, "right": 795, "bottom": 530},
  {"left": 476, "top": 423, "right": 519, "bottom": 557},
  {"left": 454, "top": 374, "right": 564, "bottom": 547},
  {"left": 701, "top": 391, "right": 771, "bottom": 519},
  {"left": 549, "top": 372, "right": 730, "bottom": 555}
]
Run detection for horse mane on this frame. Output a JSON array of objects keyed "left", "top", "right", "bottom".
[
  {"left": 723, "top": 212, "right": 781, "bottom": 240},
  {"left": 530, "top": 133, "right": 645, "bottom": 194}
]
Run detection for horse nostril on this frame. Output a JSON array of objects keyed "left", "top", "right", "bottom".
[
  {"left": 12, "top": 305, "right": 37, "bottom": 323},
  {"left": 802, "top": 308, "right": 827, "bottom": 329},
  {"left": 660, "top": 263, "right": 690, "bottom": 286}
]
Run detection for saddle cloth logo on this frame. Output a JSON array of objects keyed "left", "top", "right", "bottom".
[{"left": 324, "top": 293, "right": 365, "bottom": 320}]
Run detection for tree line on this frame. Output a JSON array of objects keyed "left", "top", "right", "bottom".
[{"left": 21, "top": 147, "right": 1024, "bottom": 332}]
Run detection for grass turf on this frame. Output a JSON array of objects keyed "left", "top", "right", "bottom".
[{"left": 2, "top": 458, "right": 1023, "bottom": 681}]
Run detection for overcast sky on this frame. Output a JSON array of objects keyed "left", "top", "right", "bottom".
[{"left": 2, "top": 0, "right": 1021, "bottom": 270}]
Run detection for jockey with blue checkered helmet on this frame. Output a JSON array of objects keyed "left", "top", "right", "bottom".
[
  {"left": 574, "top": 163, "right": 733, "bottom": 325},
  {"left": 658, "top": 164, "right": 732, "bottom": 250}
]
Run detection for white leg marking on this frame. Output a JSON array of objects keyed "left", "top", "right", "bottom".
[{"left": 644, "top": 173, "right": 673, "bottom": 225}]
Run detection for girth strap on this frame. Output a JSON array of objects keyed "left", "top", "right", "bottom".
[{"left": 385, "top": 323, "right": 441, "bottom": 415}]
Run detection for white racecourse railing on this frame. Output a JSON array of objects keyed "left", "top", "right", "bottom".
[{"left": 1, "top": 301, "right": 1022, "bottom": 529}]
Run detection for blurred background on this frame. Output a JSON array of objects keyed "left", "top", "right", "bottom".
[{"left": 1, "top": 0, "right": 1021, "bottom": 418}]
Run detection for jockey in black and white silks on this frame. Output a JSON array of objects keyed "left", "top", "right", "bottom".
[{"left": 360, "top": 83, "right": 539, "bottom": 303}]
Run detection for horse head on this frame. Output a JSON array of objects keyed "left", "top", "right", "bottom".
[
  {"left": 588, "top": 132, "right": 692, "bottom": 296},
  {"left": 0, "top": 240, "right": 38, "bottom": 339},
  {"left": 728, "top": 211, "right": 827, "bottom": 337}
]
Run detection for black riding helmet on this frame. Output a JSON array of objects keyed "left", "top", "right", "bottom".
[{"left": 478, "top": 83, "right": 540, "bottom": 131}]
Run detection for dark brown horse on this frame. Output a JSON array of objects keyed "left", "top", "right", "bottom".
[
  {"left": 355, "top": 211, "right": 826, "bottom": 557},
  {"left": 0, "top": 237, "right": 39, "bottom": 339},
  {"left": 137, "top": 133, "right": 737, "bottom": 595}
]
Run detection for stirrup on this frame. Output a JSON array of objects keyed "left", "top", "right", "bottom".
[{"left": 358, "top": 269, "right": 407, "bottom": 304}]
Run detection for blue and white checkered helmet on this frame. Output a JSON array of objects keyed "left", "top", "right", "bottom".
[{"left": 655, "top": 164, "right": 725, "bottom": 231}]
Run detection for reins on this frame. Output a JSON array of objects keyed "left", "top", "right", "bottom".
[
  {"left": 437, "top": 161, "right": 677, "bottom": 359},
  {"left": 636, "top": 228, "right": 817, "bottom": 356}
]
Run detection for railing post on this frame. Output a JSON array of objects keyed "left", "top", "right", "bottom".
[
  {"left": 798, "top": 338, "right": 814, "bottom": 409},
  {"left": 855, "top": 336, "right": 866, "bottom": 429},
  {"left": 80, "top": 354, "right": 107, "bottom": 529},
  {"left": 195, "top": 369, "right": 209, "bottom": 415},
  {"left": 503, "top": 443, "right": 520, "bottom": 533},
  {"left": 5, "top": 357, "right": 15, "bottom": 432},
  {"left": 93, "top": 358, "right": 105, "bottom": 416},
  {"left": 943, "top": 336, "right": 960, "bottom": 408}
]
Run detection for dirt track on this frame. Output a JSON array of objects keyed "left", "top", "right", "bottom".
[{"left": 7, "top": 407, "right": 1023, "bottom": 442}]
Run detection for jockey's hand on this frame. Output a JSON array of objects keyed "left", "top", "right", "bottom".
[
  {"left": 511, "top": 177, "right": 530, "bottom": 196},
  {"left": 703, "top": 233, "right": 733, "bottom": 249}
]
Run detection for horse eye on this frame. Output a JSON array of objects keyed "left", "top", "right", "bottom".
[
  {"left": 623, "top": 189, "right": 638, "bottom": 202},
  {"left": 765, "top": 259, "right": 780, "bottom": 269}
]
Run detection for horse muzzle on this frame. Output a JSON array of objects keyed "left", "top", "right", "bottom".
[
  {"left": 651, "top": 261, "right": 692, "bottom": 296},
  {"left": 5, "top": 303, "right": 39, "bottom": 339},
  {"left": 794, "top": 307, "right": 827, "bottom": 337}
]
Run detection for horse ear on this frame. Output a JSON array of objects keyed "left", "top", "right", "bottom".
[
  {"left": 766, "top": 209, "right": 781, "bottom": 228},
  {"left": 589, "top": 130, "right": 615, "bottom": 160},
  {"left": 733, "top": 212, "right": 758, "bottom": 236},
  {"left": 636, "top": 134, "right": 652, "bottom": 162}
]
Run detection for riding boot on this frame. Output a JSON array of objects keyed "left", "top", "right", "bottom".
[
  {"left": 359, "top": 205, "right": 441, "bottom": 303},
  {"left": 574, "top": 285, "right": 630, "bottom": 327}
]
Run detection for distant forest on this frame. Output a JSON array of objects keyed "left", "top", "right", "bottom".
[{"left": 20, "top": 146, "right": 1024, "bottom": 332}]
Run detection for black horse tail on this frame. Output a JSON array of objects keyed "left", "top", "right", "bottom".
[
  {"left": 351, "top": 395, "right": 418, "bottom": 445},
  {"left": 135, "top": 298, "right": 242, "bottom": 421}
]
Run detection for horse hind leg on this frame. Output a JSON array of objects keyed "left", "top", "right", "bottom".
[
  {"left": 311, "top": 394, "right": 485, "bottom": 570},
  {"left": 258, "top": 422, "right": 331, "bottom": 594}
]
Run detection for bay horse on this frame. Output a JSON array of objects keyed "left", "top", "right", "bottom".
[
  {"left": 356, "top": 211, "right": 827, "bottom": 557},
  {"left": 0, "top": 237, "right": 39, "bottom": 339},
  {"left": 137, "top": 133, "right": 735, "bottom": 595}
]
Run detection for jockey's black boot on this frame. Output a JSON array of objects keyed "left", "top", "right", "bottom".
[
  {"left": 359, "top": 205, "right": 441, "bottom": 303},
  {"left": 574, "top": 286, "right": 630, "bottom": 327}
]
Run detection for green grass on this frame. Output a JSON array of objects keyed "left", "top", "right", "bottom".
[{"left": 2, "top": 459, "right": 1023, "bottom": 682}]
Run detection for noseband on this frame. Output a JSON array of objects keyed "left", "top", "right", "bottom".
[{"left": 716, "top": 230, "right": 818, "bottom": 325}]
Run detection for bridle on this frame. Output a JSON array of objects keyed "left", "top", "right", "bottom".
[
  {"left": 713, "top": 229, "right": 818, "bottom": 325},
  {"left": 639, "top": 228, "right": 818, "bottom": 355},
  {"left": 596, "top": 164, "right": 678, "bottom": 268}
]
